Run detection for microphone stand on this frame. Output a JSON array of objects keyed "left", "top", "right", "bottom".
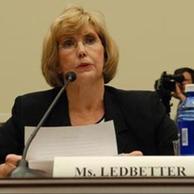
[{"left": 10, "top": 72, "right": 76, "bottom": 178}]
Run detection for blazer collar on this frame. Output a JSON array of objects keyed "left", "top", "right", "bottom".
[
  {"left": 104, "top": 86, "right": 128, "bottom": 134},
  {"left": 45, "top": 88, "right": 70, "bottom": 126}
]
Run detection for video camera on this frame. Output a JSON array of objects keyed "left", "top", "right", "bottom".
[
  {"left": 154, "top": 71, "right": 184, "bottom": 92},
  {"left": 154, "top": 71, "right": 184, "bottom": 114}
]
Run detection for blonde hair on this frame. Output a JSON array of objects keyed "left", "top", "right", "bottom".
[{"left": 41, "top": 5, "right": 119, "bottom": 87}]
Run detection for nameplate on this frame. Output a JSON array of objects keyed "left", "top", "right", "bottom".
[{"left": 53, "top": 156, "right": 194, "bottom": 177}]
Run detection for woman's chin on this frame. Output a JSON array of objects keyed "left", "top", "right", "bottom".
[{"left": 76, "top": 71, "right": 102, "bottom": 82}]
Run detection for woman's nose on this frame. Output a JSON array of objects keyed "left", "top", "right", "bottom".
[{"left": 77, "top": 42, "right": 87, "bottom": 58}]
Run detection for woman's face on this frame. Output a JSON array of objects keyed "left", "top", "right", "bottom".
[{"left": 58, "top": 25, "right": 105, "bottom": 83}]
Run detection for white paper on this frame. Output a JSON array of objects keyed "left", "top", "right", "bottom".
[{"left": 25, "top": 120, "right": 117, "bottom": 161}]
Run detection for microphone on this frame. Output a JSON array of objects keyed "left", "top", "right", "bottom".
[{"left": 10, "top": 71, "right": 77, "bottom": 178}]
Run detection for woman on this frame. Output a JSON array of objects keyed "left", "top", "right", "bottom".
[{"left": 0, "top": 5, "right": 177, "bottom": 177}]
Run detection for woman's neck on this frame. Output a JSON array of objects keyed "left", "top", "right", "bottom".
[{"left": 66, "top": 78, "right": 105, "bottom": 126}]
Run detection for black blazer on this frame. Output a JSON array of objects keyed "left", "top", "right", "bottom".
[{"left": 0, "top": 86, "right": 178, "bottom": 163}]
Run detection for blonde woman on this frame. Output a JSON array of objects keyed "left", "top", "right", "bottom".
[{"left": 0, "top": 5, "right": 177, "bottom": 177}]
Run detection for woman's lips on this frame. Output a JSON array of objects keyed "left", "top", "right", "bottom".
[{"left": 77, "top": 63, "right": 91, "bottom": 68}]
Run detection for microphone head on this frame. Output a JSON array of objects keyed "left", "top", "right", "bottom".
[{"left": 65, "top": 71, "right": 77, "bottom": 82}]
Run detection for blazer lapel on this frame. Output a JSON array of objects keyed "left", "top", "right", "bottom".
[
  {"left": 104, "top": 86, "right": 138, "bottom": 153},
  {"left": 104, "top": 87, "right": 132, "bottom": 153},
  {"left": 104, "top": 88, "right": 127, "bottom": 133},
  {"left": 45, "top": 89, "right": 71, "bottom": 126}
]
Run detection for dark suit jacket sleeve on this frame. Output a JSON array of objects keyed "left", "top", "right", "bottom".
[
  {"left": 126, "top": 91, "right": 177, "bottom": 155},
  {"left": 0, "top": 96, "right": 24, "bottom": 164},
  {"left": 150, "top": 92, "right": 178, "bottom": 154},
  {"left": 117, "top": 90, "right": 178, "bottom": 155},
  {"left": 0, "top": 88, "right": 66, "bottom": 164}
]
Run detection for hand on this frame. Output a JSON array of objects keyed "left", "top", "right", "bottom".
[
  {"left": 119, "top": 150, "right": 143, "bottom": 156},
  {"left": 171, "top": 83, "right": 186, "bottom": 101},
  {"left": 0, "top": 154, "right": 21, "bottom": 178}
]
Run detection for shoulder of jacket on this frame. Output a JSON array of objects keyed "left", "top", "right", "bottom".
[
  {"left": 13, "top": 88, "right": 62, "bottom": 111},
  {"left": 105, "top": 85, "right": 164, "bottom": 116},
  {"left": 16, "top": 87, "right": 60, "bottom": 100},
  {"left": 105, "top": 85, "right": 157, "bottom": 101}
]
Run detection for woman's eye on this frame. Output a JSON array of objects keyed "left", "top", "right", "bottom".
[
  {"left": 62, "top": 39, "right": 75, "bottom": 48},
  {"left": 84, "top": 35, "right": 96, "bottom": 45}
]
